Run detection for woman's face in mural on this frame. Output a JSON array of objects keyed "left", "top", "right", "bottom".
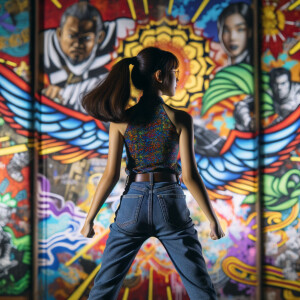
[
  {"left": 221, "top": 13, "right": 250, "bottom": 59},
  {"left": 57, "top": 16, "right": 98, "bottom": 64}
]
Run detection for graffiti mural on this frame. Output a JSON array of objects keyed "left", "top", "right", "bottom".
[
  {"left": 0, "top": 0, "right": 32, "bottom": 298},
  {"left": 260, "top": 1, "right": 300, "bottom": 299},
  {"left": 35, "top": 1, "right": 260, "bottom": 299}
]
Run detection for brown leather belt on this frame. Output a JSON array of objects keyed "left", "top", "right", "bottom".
[{"left": 128, "top": 172, "right": 178, "bottom": 183}]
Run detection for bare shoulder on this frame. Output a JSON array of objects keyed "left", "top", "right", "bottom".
[
  {"left": 111, "top": 103, "right": 141, "bottom": 137},
  {"left": 162, "top": 103, "right": 193, "bottom": 134},
  {"left": 109, "top": 121, "right": 128, "bottom": 137}
]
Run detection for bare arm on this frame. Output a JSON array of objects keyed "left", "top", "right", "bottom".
[
  {"left": 178, "top": 112, "right": 224, "bottom": 239},
  {"left": 81, "top": 122, "right": 124, "bottom": 237}
]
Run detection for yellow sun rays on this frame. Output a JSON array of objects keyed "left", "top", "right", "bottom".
[
  {"left": 127, "top": 0, "right": 210, "bottom": 21},
  {"left": 51, "top": 0, "right": 62, "bottom": 9},
  {"left": 289, "top": 41, "right": 300, "bottom": 56},
  {"left": 288, "top": 0, "right": 300, "bottom": 11},
  {"left": 117, "top": 18, "right": 214, "bottom": 108},
  {"left": 191, "top": 0, "right": 210, "bottom": 22},
  {"left": 127, "top": 0, "right": 137, "bottom": 20},
  {"left": 168, "top": 0, "right": 174, "bottom": 15}
]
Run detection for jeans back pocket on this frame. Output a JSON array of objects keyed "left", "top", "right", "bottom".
[
  {"left": 157, "top": 194, "right": 190, "bottom": 228},
  {"left": 116, "top": 194, "right": 143, "bottom": 228}
]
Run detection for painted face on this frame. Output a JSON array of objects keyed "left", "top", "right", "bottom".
[
  {"left": 163, "top": 69, "right": 179, "bottom": 97},
  {"left": 0, "top": 205, "right": 10, "bottom": 226},
  {"left": 273, "top": 74, "right": 291, "bottom": 99},
  {"left": 221, "top": 13, "right": 249, "bottom": 59},
  {"left": 58, "top": 16, "right": 97, "bottom": 64}
]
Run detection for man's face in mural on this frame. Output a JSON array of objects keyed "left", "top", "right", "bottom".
[
  {"left": 222, "top": 13, "right": 250, "bottom": 58},
  {"left": 272, "top": 74, "right": 291, "bottom": 100},
  {"left": 57, "top": 16, "right": 102, "bottom": 64}
]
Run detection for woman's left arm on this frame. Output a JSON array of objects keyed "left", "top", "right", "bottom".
[{"left": 80, "top": 122, "right": 124, "bottom": 237}]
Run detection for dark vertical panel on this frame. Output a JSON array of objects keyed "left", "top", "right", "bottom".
[
  {"left": 29, "top": 0, "right": 38, "bottom": 298},
  {"left": 253, "top": 0, "right": 263, "bottom": 299}
]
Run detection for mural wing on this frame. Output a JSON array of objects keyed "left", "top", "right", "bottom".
[
  {"left": 0, "top": 64, "right": 110, "bottom": 164},
  {"left": 193, "top": 106, "right": 300, "bottom": 196},
  {"left": 191, "top": 131, "right": 257, "bottom": 198},
  {"left": 261, "top": 106, "right": 300, "bottom": 173}
]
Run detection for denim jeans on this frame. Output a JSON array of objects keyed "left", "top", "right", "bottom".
[{"left": 88, "top": 176, "right": 217, "bottom": 300}]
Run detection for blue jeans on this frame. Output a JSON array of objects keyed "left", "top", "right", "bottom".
[{"left": 88, "top": 178, "right": 217, "bottom": 300}]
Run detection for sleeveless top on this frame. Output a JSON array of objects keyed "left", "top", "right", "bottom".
[{"left": 123, "top": 97, "right": 182, "bottom": 175}]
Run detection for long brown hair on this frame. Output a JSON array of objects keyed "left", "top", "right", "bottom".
[{"left": 81, "top": 47, "right": 179, "bottom": 122}]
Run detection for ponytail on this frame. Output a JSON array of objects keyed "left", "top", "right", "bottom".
[
  {"left": 81, "top": 47, "right": 179, "bottom": 122},
  {"left": 81, "top": 57, "right": 136, "bottom": 122}
]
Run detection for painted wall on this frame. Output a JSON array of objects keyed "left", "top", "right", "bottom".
[
  {"left": 37, "top": 1, "right": 257, "bottom": 299},
  {"left": 0, "top": 0, "right": 32, "bottom": 298},
  {"left": 0, "top": 0, "right": 299, "bottom": 299},
  {"left": 260, "top": 1, "right": 300, "bottom": 299}
]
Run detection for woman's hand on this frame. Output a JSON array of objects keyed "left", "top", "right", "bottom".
[
  {"left": 80, "top": 221, "right": 95, "bottom": 238},
  {"left": 210, "top": 221, "right": 225, "bottom": 240}
]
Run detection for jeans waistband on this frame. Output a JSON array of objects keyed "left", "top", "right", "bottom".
[
  {"left": 125, "top": 171, "right": 180, "bottom": 187},
  {"left": 125, "top": 181, "right": 181, "bottom": 192}
]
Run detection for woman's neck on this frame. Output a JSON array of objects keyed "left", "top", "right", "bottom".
[
  {"left": 143, "top": 89, "right": 162, "bottom": 98},
  {"left": 230, "top": 49, "right": 249, "bottom": 65},
  {"left": 139, "top": 91, "right": 162, "bottom": 104}
]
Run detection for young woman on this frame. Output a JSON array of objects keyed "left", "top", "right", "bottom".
[
  {"left": 80, "top": 47, "right": 225, "bottom": 300},
  {"left": 217, "top": 2, "right": 253, "bottom": 65}
]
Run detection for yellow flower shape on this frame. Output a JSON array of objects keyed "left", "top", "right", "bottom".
[
  {"left": 262, "top": 6, "right": 285, "bottom": 36},
  {"left": 117, "top": 18, "right": 215, "bottom": 108}
]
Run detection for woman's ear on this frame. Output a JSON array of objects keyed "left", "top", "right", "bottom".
[{"left": 154, "top": 70, "right": 163, "bottom": 83}]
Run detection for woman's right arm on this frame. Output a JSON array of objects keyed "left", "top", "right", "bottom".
[
  {"left": 80, "top": 122, "right": 124, "bottom": 238},
  {"left": 178, "top": 111, "right": 225, "bottom": 240}
]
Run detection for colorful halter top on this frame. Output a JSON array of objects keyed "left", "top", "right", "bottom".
[{"left": 123, "top": 97, "right": 182, "bottom": 175}]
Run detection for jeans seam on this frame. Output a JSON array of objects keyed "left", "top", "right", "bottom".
[
  {"left": 154, "top": 183, "right": 180, "bottom": 192},
  {"left": 156, "top": 194, "right": 185, "bottom": 198},
  {"left": 130, "top": 183, "right": 180, "bottom": 193},
  {"left": 135, "top": 196, "right": 143, "bottom": 223},
  {"left": 122, "top": 194, "right": 144, "bottom": 198},
  {"left": 157, "top": 195, "right": 168, "bottom": 223},
  {"left": 158, "top": 195, "right": 190, "bottom": 228},
  {"left": 128, "top": 185, "right": 147, "bottom": 192},
  {"left": 116, "top": 195, "right": 143, "bottom": 227}
]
